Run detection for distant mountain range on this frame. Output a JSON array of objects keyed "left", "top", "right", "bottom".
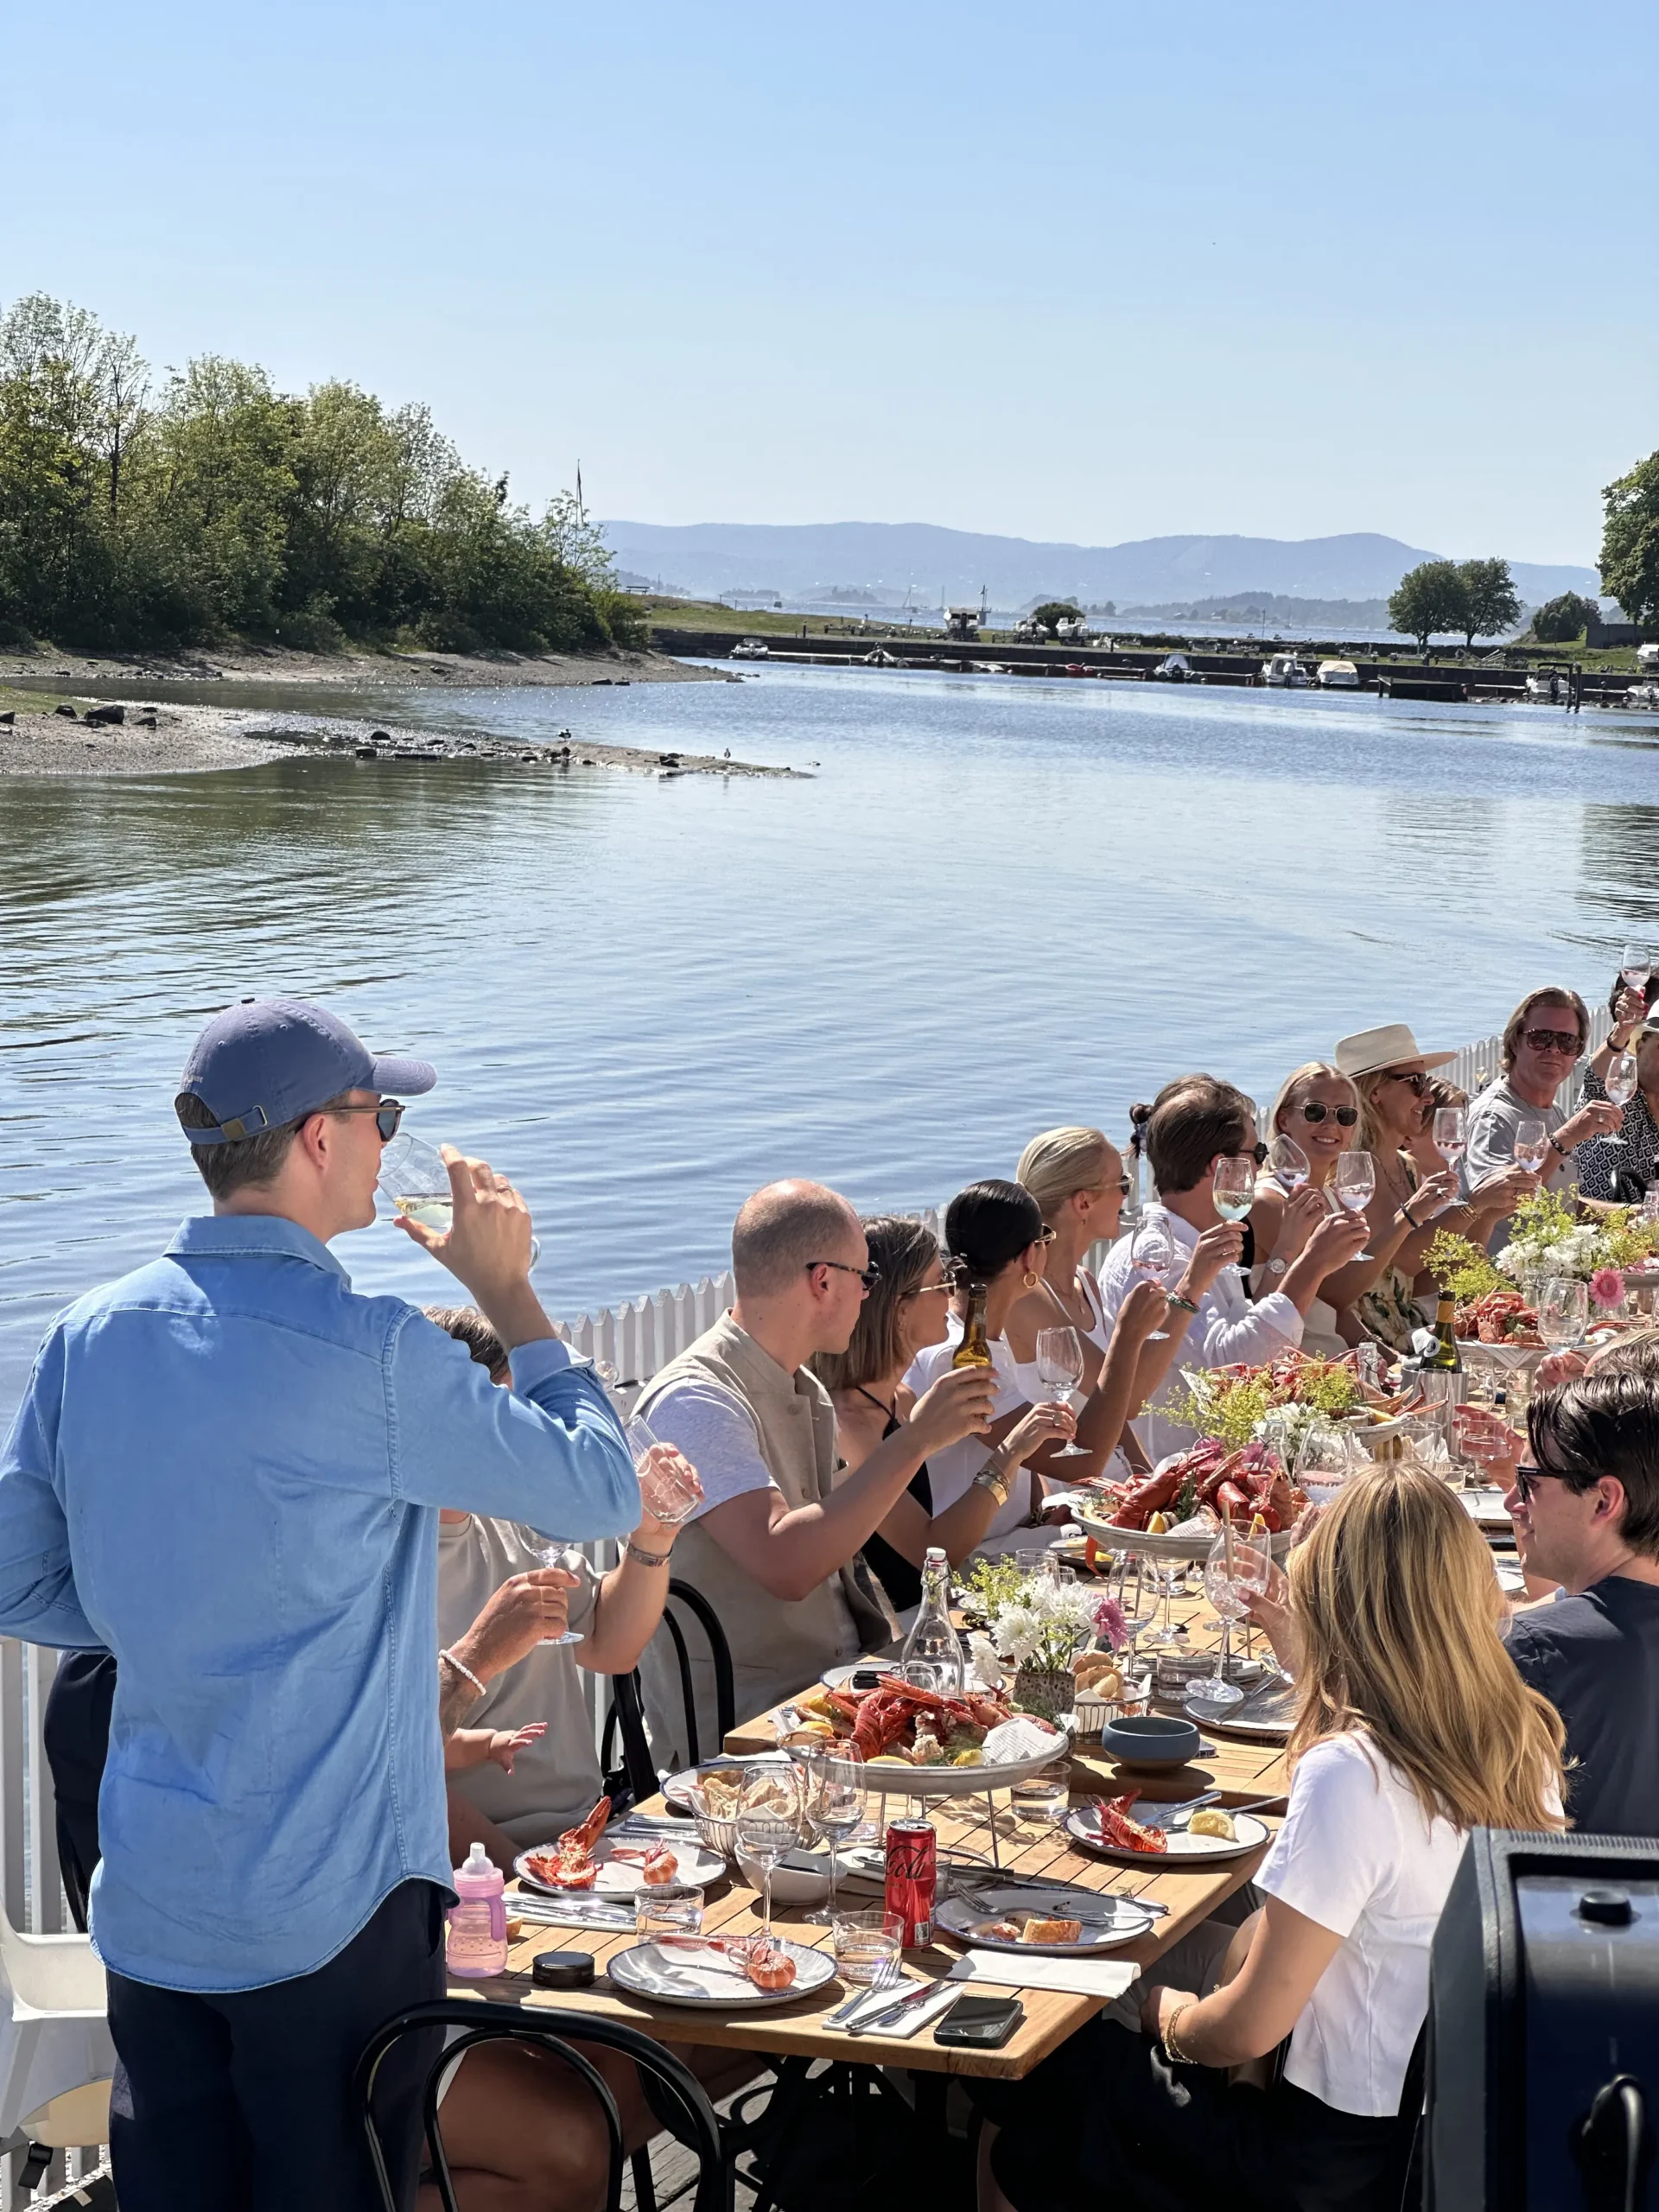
[{"left": 601, "top": 520, "right": 1599, "bottom": 612}]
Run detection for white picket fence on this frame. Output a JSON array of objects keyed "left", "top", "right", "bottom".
[{"left": 0, "top": 1006, "right": 1611, "bottom": 2190}]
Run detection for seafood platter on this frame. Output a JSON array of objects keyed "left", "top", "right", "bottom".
[
  {"left": 515, "top": 1796, "right": 726, "bottom": 1897},
  {"left": 775, "top": 1674, "right": 1071, "bottom": 1797},
  {"left": 1075, "top": 1439, "right": 1300, "bottom": 1565}
]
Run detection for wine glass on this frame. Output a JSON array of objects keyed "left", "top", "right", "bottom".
[
  {"left": 1333, "top": 1150, "right": 1376, "bottom": 1261},
  {"left": 802, "top": 1746, "right": 866, "bottom": 1925},
  {"left": 736, "top": 1763, "right": 803, "bottom": 1942},
  {"left": 378, "top": 1131, "right": 540, "bottom": 1267},
  {"left": 1537, "top": 1276, "right": 1588, "bottom": 1351},
  {"left": 1034, "top": 1325, "right": 1089, "bottom": 1458},
  {"left": 528, "top": 1535, "right": 586, "bottom": 1645},
  {"left": 1129, "top": 1218, "right": 1176, "bottom": 1339},
  {"left": 1513, "top": 1117, "right": 1549, "bottom": 1175},
  {"left": 1192, "top": 1527, "right": 1272, "bottom": 1710},
  {"left": 1622, "top": 944, "right": 1651, "bottom": 995},
  {"left": 1267, "top": 1134, "right": 1310, "bottom": 1192},
  {"left": 1433, "top": 1107, "right": 1465, "bottom": 1169},
  {"left": 1602, "top": 1052, "right": 1639, "bottom": 1148},
  {"left": 627, "top": 1416, "right": 702, "bottom": 1528},
  {"left": 1212, "top": 1155, "right": 1255, "bottom": 1279},
  {"left": 1137, "top": 1549, "right": 1190, "bottom": 1648}
]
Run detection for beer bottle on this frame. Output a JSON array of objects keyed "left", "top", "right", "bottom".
[{"left": 951, "top": 1279, "right": 993, "bottom": 1369}]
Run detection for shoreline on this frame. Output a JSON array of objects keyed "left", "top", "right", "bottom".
[{"left": 0, "top": 639, "right": 726, "bottom": 692}]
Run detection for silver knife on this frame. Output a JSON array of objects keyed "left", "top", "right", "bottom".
[{"left": 845, "top": 1975, "right": 953, "bottom": 2037}]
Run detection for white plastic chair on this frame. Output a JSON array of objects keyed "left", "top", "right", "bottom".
[{"left": 0, "top": 1894, "right": 113, "bottom": 2167}]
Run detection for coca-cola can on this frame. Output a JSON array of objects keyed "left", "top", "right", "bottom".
[{"left": 884, "top": 1817, "right": 937, "bottom": 1947}]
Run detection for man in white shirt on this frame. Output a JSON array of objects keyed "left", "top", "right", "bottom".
[{"left": 1097, "top": 1077, "right": 1369, "bottom": 1460}]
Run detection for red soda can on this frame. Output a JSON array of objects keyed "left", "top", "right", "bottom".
[{"left": 884, "top": 1817, "right": 937, "bottom": 1946}]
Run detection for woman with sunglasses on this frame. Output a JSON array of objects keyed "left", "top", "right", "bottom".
[
  {"left": 1248, "top": 1063, "right": 1378, "bottom": 1356},
  {"left": 812, "top": 1217, "right": 1074, "bottom": 1613}
]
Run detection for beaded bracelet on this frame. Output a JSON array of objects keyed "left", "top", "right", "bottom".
[
  {"left": 440, "top": 1646, "right": 486, "bottom": 1697},
  {"left": 1161, "top": 1999, "right": 1196, "bottom": 2064}
]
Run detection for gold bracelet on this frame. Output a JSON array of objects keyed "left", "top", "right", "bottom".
[
  {"left": 625, "top": 1539, "right": 672, "bottom": 1568},
  {"left": 973, "top": 1459, "right": 1011, "bottom": 1505},
  {"left": 1161, "top": 1999, "right": 1197, "bottom": 2064}
]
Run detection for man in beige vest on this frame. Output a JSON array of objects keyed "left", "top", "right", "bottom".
[{"left": 637, "top": 1180, "right": 996, "bottom": 1762}]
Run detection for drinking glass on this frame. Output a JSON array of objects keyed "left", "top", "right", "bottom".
[
  {"left": 736, "top": 1764, "right": 803, "bottom": 1942},
  {"left": 1433, "top": 1108, "right": 1466, "bottom": 1169},
  {"left": 1622, "top": 944, "right": 1651, "bottom": 995},
  {"left": 627, "top": 1416, "right": 702, "bottom": 1528},
  {"left": 1602, "top": 1052, "right": 1639, "bottom": 1148},
  {"left": 1009, "top": 1760, "right": 1070, "bottom": 1826},
  {"left": 831, "top": 1909, "right": 902, "bottom": 1986},
  {"left": 378, "top": 1131, "right": 540, "bottom": 1266},
  {"left": 1129, "top": 1218, "right": 1175, "bottom": 1338},
  {"left": 803, "top": 1746, "right": 866, "bottom": 1925},
  {"left": 636, "top": 1885, "right": 704, "bottom": 1942},
  {"left": 1267, "top": 1134, "right": 1310, "bottom": 1192},
  {"left": 1138, "top": 1554, "right": 1190, "bottom": 1647},
  {"left": 1211, "top": 1155, "right": 1255, "bottom": 1280},
  {"left": 1194, "top": 1528, "right": 1272, "bottom": 1709},
  {"left": 1034, "top": 1325, "right": 1089, "bottom": 1458},
  {"left": 1538, "top": 1277, "right": 1588, "bottom": 1351},
  {"left": 1513, "top": 1117, "right": 1549, "bottom": 1174},
  {"left": 1334, "top": 1151, "right": 1376, "bottom": 1261},
  {"left": 529, "top": 1536, "right": 586, "bottom": 1644}
]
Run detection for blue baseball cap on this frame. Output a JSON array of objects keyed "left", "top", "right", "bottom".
[{"left": 176, "top": 996, "right": 436, "bottom": 1146}]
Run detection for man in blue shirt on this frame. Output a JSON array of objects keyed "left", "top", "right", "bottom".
[{"left": 0, "top": 997, "right": 639, "bottom": 2210}]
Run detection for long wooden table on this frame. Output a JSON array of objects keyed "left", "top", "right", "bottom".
[{"left": 454, "top": 1586, "right": 1289, "bottom": 2082}]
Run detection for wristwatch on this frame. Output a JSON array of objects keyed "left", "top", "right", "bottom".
[{"left": 1265, "top": 1255, "right": 1287, "bottom": 1277}]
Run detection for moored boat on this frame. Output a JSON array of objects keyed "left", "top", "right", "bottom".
[
  {"left": 1317, "top": 658, "right": 1360, "bottom": 689},
  {"left": 1262, "top": 652, "right": 1311, "bottom": 688}
]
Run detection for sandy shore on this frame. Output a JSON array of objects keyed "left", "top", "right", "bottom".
[
  {"left": 0, "top": 640, "right": 720, "bottom": 691},
  {"left": 0, "top": 692, "right": 793, "bottom": 783}
]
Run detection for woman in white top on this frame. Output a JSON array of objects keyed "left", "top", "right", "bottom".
[
  {"left": 1248, "top": 1061, "right": 1389, "bottom": 1357},
  {"left": 982, "top": 1463, "right": 1565, "bottom": 2212}
]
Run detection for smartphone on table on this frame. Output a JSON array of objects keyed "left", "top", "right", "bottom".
[{"left": 933, "top": 1993, "right": 1024, "bottom": 2048}]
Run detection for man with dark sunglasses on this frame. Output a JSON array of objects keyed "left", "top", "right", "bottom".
[
  {"left": 1493, "top": 1370, "right": 1659, "bottom": 1838},
  {"left": 0, "top": 996, "right": 639, "bottom": 2211},
  {"left": 1462, "top": 987, "right": 1624, "bottom": 1249}
]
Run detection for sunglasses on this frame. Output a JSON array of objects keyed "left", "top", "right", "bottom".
[
  {"left": 807, "top": 1258, "right": 880, "bottom": 1290},
  {"left": 1512, "top": 1463, "right": 1566, "bottom": 1506},
  {"left": 327, "top": 1099, "right": 405, "bottom": 1142},
  {"left": 1522, "top": 1029, "right": 1582, "bottom": 1057},
  {"left": 899, "top": 1275, "right": 953, "bottom": 1300},
  {"left": 1381, "top": 1070, "right": 1430, "bottom": 1096},
  {"left": 1298, "top": 1102, "right": 1359, "bottom": 1127}
]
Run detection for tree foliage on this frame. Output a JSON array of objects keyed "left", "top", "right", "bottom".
[
  {"left": 1387, "top": 561, "right": 1467, "bottom": 652},
  {"left": 0, "top": 293, "right": 635, "bottom": 654},
  {"left": 1455, "top": 557, "right": 1521, "bottom": 648},
  {"left": 1030, "top": 601, "right": 1083, "bottom": 632},
  {"left": 1600, "top": 451, "right": 1659, "bottom": 633},
  {"left": 1530, "top": 591, "right": 1599, "bottom": 645}
]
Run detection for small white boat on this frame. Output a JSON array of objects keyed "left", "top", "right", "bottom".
[
  {"left": 729, "top": 639, "right": 771, "bottom": 660},
  {"left": 1262, "top": 652, "right": 1311, "bottom": 688},
  {"left": 1624, "top": 682, "right": 1659, "bottom": 710},
  {"left": 1153, "top": 652, "right": 1198, "bottom": 681},
  {"left": 1317, "top": 658, "right": 1360, "bottom": 689},
  {"left": 1526, "top": 672, "right": 1565, "bottom": 702}
]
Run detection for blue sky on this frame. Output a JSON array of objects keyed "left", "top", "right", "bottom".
[{"left": 3, "top": 0, "right": 1653, "bottom": 563}]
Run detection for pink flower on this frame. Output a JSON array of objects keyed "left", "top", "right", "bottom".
[
  {"left": 1092, "top": 1597, "right": 1129, "bottom": 1650},
  {"left": 1590, "top": 1267, "right": 1625, "bottom": 1312}
]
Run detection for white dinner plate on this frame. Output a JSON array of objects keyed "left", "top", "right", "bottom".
[
  {"left": 1063, "top": 1805, "right": 1270, "bottom": 1865},
  {"left": 514, "top": 1837, "right": 727, "bottom": 1898},
  {"left": 935, "top": 1882, "right": 1155, "bottom": 1955},
  {"left": 661, "top": 1758, "right": 791, "bottom": 1814},
  {"left": 1459, "top": 1487, "right": 1515, "bottom": 1529},
  {"left": 607, "top": 1937, "right": 836, "bottom": 2008}
]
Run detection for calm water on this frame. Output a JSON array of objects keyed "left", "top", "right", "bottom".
[{"left": 4, "top": 664, "right": 1658, "bottom": 1417}]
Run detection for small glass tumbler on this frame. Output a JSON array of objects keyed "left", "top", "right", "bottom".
[
  {"left": 831, "top": 1908, "right": 903, "bottom": 1986},
  {"left": 635, "top": 1885, "right": 705, "bottom": 1942},
  {"left": 1009, "top": 1760, "right": 1071, "bottom": 1827}
]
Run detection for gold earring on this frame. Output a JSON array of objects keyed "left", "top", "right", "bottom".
[{"left": 1023, "top": 1268, "right": 1039, "bottom": 1289}]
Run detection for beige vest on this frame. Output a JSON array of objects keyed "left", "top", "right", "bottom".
[{"left": 636, "top": 1313, "right": 891, "bottom": 1765}]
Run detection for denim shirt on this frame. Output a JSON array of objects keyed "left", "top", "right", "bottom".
[{"left": 0, "top": 1215, "right": 637, "bottom": 1993}]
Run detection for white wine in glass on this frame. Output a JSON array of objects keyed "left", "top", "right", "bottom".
[
  {"left": 1622, "top": 944, "right": 1651, "bottom": 995},
  {"left": 1334, "top": 1150, "right": 1376, "bottom": 1261},
  {"left": 1513, "top": 1117, "right": 1549, "bottom": 1175},
  {"left": 1211, "top": 1155, "right": 1255, "bottom": 1280},
  {"left": 378, "top": 1131, "right": 540, "bottom": 1266}
]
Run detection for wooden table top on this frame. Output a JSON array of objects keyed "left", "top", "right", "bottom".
[{"left": 451, "top": 1585, "right": 1289, "bottom": 2080}]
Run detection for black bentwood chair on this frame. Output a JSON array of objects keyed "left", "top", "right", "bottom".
[
  {"left": 356, "top": 1999, "right": 732, "bottom": 2212},
  {"left": 601, "top": 1580, "right": 738, "bottom": 1796}
]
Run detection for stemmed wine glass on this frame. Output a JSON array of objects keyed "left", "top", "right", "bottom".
[
  {"left": 1602, "top": 1052, "right": 1639, "bottom": 1149},
  {"left": 801, "top": 1746, "right": 866, "bottom": 1925},
  {"left": 1333, "top": 1151, "right": 1376, "bottom": 1261},
  {"left": 1433, "top": 1107, "right": 1465, "bottom": 1171},
  {"left": 1138, "top": 1550, "right": 1190, "bottom": 1648},
  {"left": 1622, "top": 944, "right": 1651, "bottom": 997},
  {"left": 1211, "top": 1155, "right": 1255, "bottom": 1279},
  {"left": 1514, "top": 1117, "right": 1549, "bottom": 1175},
  {"left": 1035, "top": 1325, "right": 1090, "bottom": 1457},
  {"left": 378, "top": 1131, "right": 540, "bottom": 1267},
  {"left": 1267, "top": 1135, "right": 1310, "bottom": 1192},
  {"left": 737, "top": 1763, "right": 803, "bottom": 1943},
  {"left": 1192, "top": 1525, "right": 1272, "bottom": 1711},
  {"left": 1129, "top": 1217, "right": 1176, "bottom": 1338},
  {"left": 1538, "top": 1276, "right": 1589, "bottom": 1351}
]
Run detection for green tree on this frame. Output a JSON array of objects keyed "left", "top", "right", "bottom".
[
  {"left": 1600, "top": 451, "right": 1659, "bottom": 632},
  {"left": 1530, "top": 591, "right": 1599, "bottom": 645},
  {"left": 1030, "top": 600, "right": 1082, "bottom": 632},
  {"left": 1455, "top": 557, "right": 1521, "bottom": 647},
  {"left": 1388, "top": 561, "right": 1469, "bottom": 653}
]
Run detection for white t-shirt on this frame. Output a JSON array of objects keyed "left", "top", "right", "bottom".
[
  {"left": 1256, "top": 1733, "right": 1465, "bottom": 2117},
  {"left": 904, "top": 1324, "right": 1034, "bottom": 1551}
]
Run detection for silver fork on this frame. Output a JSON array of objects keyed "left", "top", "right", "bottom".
[{"left": 826, "top": 1951, "right": 902, "bottom": 2025}]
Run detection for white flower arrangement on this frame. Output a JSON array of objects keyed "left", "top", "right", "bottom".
[{"left": 982, "top": 1573, "right": 1097, "bottom": 1675}]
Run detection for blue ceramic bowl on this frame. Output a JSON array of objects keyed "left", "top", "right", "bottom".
[{"left": 1099, "top": 1714, "right": 1201, "bottom": 1770}]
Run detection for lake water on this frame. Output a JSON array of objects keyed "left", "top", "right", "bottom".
[{"left": 4, "top": 662, "right": 1658, "bottom": 1418}]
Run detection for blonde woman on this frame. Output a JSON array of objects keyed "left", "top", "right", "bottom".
[
  {"left": 1247, "top": 1062, "right": 1374, "bottom": 1355},
  {"left": 982, "top": 1465, "right": 1564, "bottom": 2212},
  {"left": 1007, "top": 1125, "right": 1226, "bottom": 1479}
]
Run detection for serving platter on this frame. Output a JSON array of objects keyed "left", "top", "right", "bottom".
[
  {"left": 812, "top": 1723, "right": 1073, "bottom": 1800},
  {"left": 1062, "top": 1804, "right": 1270, "bottom": 1866},
  {"left": 935, "top": 1881, "right": 1156, "bottom": 1956},
  {"left": 607, "top": 1937, "right": 836, "bottom": 2010},
  {"left": 514, "top": 1837, "right": 727, "bottom": 1898},
  {"left": 1074, "top": 1504, "right": 1294, "bottom": 1565}
]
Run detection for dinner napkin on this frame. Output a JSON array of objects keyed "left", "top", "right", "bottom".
[
  {"left": 982, "top": 1716, "right": 1066, "bottom": 1764},
  {"left": 823, "top": 1978, "right": 963, "bottom": 2040},
  {"left": 950, "top": 1948, "right": 1139, "bottom": 2000}
]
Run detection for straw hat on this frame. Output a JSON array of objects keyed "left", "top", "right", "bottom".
[{"left": 1332, "top": 1023, "right": 1456, "bottom": 1079}]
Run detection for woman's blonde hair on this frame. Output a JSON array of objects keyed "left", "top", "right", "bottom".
[
  {"left": 1269, "top": 1062, "right": 1359, "bottom": 1146},
  {"left": 1287, "top": 1463, "right": 1565, "bottom": 1834},
  {"left": 1016, "top": 1126, "right": 1117, "bottom": 1222}
]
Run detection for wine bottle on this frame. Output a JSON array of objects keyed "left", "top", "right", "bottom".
[
  {"left": 951, "top": 1280, "right": 993, "bottom": 1369},
  {"left": 1420, "top": 1290, "right": 1462, "bottom": 1372}
]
